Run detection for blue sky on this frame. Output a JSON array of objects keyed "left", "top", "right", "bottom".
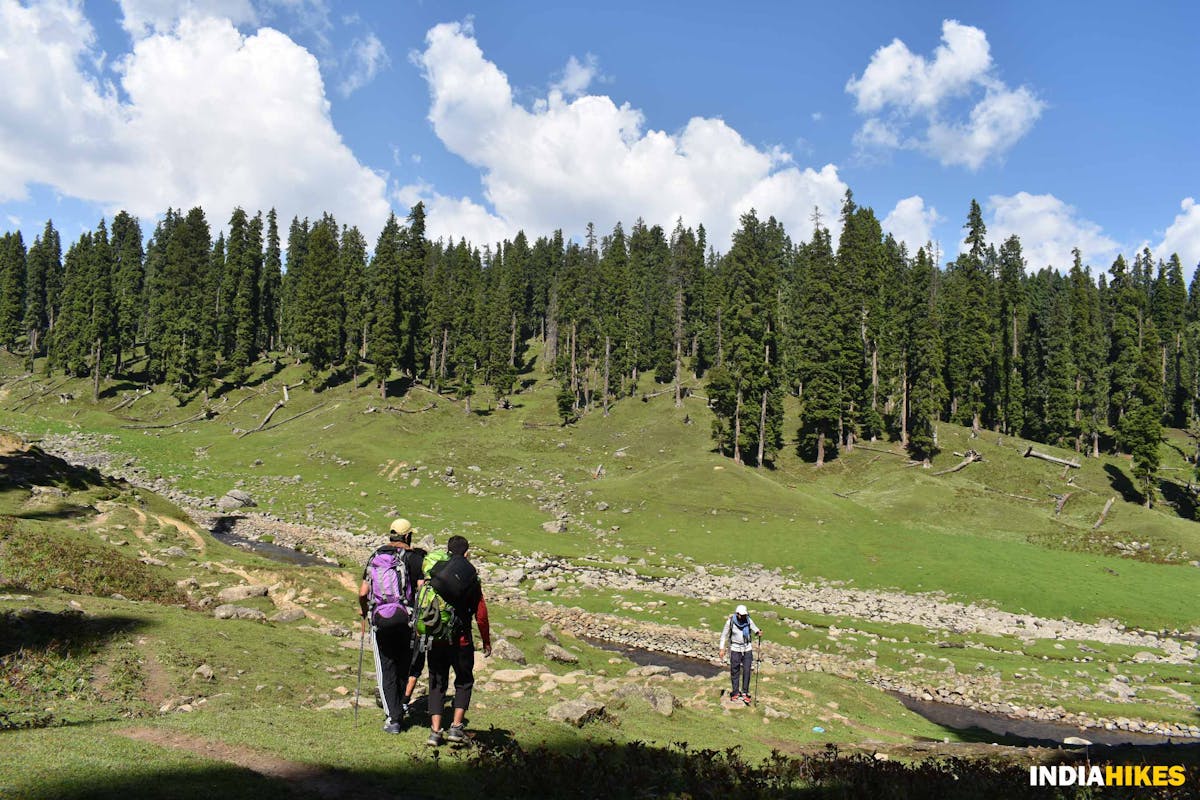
[{"left": 1, "top": 0, "right": 1197, "bottom": 275}]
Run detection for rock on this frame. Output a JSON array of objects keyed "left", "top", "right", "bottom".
[
  {"left": 544, "top": 644, "right": 579, "bottom": 664},
  {"left": 163, "top": 546, "right": 189, "bottom": 558},
  {"left": 213, "top": 604, "right": 267, "bottom": 621},
  {"left": 547, "top": 698, "right": 605, "bottom": 727},
  {"left": 614, "top": 685, "right": 679, "bottom": 716},
  {"left": 626, "top": 665, "right": 671, "bottom": 678},
  {"left": 218, "top": 490, "right": 256, "bottom": 511},
  {"left": 445, "top": 466, "right": 455, "bottom": 477},
  {"left": 176, "top": 578, "right": 199, "bottom": 590},
  {"left": 492, "top": 668, "right": 538, "bottom": 683},
  {"left": 533, "top": 579, "right": 558, "bottom": 592},
  {"left": 763, "top": 705, "right": 790, "bottom": 719},
  {"left": 319, "top": 698, "right": 355, "bottom": 711},
  {"left": 542, "top": 520, "right": 567, "bottom": 533},
  {"left": 596, "top": 502, "right": 609, "bottom": 511},
  {"left": 538, "top": 624, "right": 560, "bottom": 644},
  {"left": 417, "top": 534, "right": 436, "bottom": 551},
  {"left": 138, "top": 557, "right": 167, "bottom": 567},
  {"left": 193, "top": 664, "right": 214, "bottom": 681},
  {"left": 491, "top": 638, "right": 527, "bottom": 665},
  {"left": 217, "top": 585, "right": 269, "bottom": 603},
  {"left": 1063, "top": 736, "right": 1093, "bottom": 746},
  {"left": 270, "top": 608, "right": 307, "bottom": 623}
]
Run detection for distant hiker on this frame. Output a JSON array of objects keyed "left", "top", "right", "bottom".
[
  {"left": 358, "top": 518, "right": 423, "bottom": 733},
  {"left": 420, "top": 534, "right": 491, "bottom": 746},
  {"left": 718, "top": 604, "right": 761, "bottom": 705}
]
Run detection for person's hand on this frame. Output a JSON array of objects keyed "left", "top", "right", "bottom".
[
  {"left": 718, "top": 649, "right": 725, "bottom": 659},
  {"left": 360, "top": 616, "right": 367, "bottom": 634},
  {"left": 483, "top": 644, "right": 492, "bottom": 658}
]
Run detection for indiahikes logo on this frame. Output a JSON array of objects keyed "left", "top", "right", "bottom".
[{"left": 1029, "top": 764, "right": 1187, "bottom": 788}]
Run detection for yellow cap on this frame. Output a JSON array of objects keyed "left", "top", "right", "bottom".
[{"left": 389, "top": 518, "right": 413, "bottom": 539}]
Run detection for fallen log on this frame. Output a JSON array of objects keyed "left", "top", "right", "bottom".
[
  {"left": 120, "top": 408, "right": 216, "bottom": 430},
  {"left": 1092, "top": 496, "right": 1116, "bottom": 530},
  {"left": 854, "top": 444, "right": 909, "bottom": 457},
  {"left": 932, "top": 449, "right": 982, "bottom": 476},
  {"left": 108, "top": 387, "right": 151, "bottom": 412},
  {"left": 239, "top": 401, "right": 329, "bottom": 437},
  {"left": 1024, "top": 446, "right": 1080, "bottom": 469},
  {"left": 1052, "top": 492, "right": 1074, "bottom": 516},
  {"left": 383, "top": 403, "right": 436, "bottom": 415},
  {"left": 238, "top": 400, "right": 286, "bottom": 438}
]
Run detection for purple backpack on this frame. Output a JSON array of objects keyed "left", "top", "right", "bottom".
[{"left": 367, "top": 549, "right": 412, "bottom": 629}]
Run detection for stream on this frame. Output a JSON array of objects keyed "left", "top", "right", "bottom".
[{"left": 584, "top": 637, "right": 1189, "bottom": 747}]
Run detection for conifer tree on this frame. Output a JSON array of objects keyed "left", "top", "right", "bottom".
[
  {"left": 148, "top": 207, "right": 213, "bottom": 395},
  {"left": 293, "top": 215, "right": 343, "bottom": 373},
  {"left": 260, "top": 209, "right": 282, "bottom": 352},
  {"left": 1068, "top": 251, "right": 1108, "bottom": 455},
  {"left": 110, "top": 211, "right": 144, "bottom": 373},
  {"left": 340, "top": 225, "right": 368, "bottom": 386},
  {"left": 943, "top": 200, "right": 995, "bottom": 434},
  {"left": 0, "top": 231, "right": 27, "bottom": 350},
  {"left": 281, "top": 217, "right": 309, "bottom": 352},
  {"left": 397, "top": 203, "right": 427, "bottom": 378},
  {"left": 369, "top": 213, "right": 403, "bottom": 398},
  {"left": 795, "top": 224, "right": 842, "bottom": 465},
  {"left": 904, "top": 246, "right": 945, "bottom": 461},
  {"left": 996, "top": 235, "right": 1027, "bottom": 435}
]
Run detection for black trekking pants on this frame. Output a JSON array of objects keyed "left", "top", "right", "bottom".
[
  {"left": 427, "top": 642, "right": 475, "bottom": 715},
  {"left": 371, "top": 624, "right": 412, "bottom": 723},
  {"left": 730, "top": 649, "right": 753, "bottom": 694}
]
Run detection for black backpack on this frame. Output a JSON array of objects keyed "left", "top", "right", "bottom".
[{"left": 429, "top": 554, "right": 479, "bottom": 611}]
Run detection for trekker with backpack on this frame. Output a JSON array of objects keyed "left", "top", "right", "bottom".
[
  {"left": 419, "top": 535, "right": 491, "bottom": 746},
  {"left": 358, "top": 519, "right": 423, "bottom": 733},
  {"left": 718, "top": 604, "right": 761, "bottom": 705},
  {"left": 400, "top": 546, "right": 428, "bottom": 716}
]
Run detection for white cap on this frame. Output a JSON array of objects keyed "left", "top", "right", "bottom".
[{"left": 735, "top": 604, "right": 748, "bottom": 615}]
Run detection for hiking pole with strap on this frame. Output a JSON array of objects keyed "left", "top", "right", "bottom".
[{"left": 354, "top": 619, "right": 366, "bottom": 728}]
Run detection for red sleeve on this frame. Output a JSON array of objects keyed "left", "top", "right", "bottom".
[{"left": 474, "top": 591, "right": 490, "bottom": 649}]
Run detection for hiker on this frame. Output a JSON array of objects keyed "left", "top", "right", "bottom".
[
  {"left": 423, "top": 534, "right": 491, "bottom": 746},
  {"left": 718, "top": 604, "right": 761, "bottom": 705},
  {"left": 358, "top": 519, "right": 423, "bottom": 733},
  {"left": 400, "top": 545, "right": 428, "bottom": 716}
]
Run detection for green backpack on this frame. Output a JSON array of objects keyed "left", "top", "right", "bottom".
[{"left": 415, "top": 551, "right": 456, "bottom": 644}]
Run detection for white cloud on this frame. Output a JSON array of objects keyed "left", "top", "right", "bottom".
[
  {"left": 882, "top": 196, "right": 941, "bottom": 256},
  {"left": 0, "top": 2, "right": 389, "bottom": 239},
  {"left": 983, "top": 192, "right": 1118, "bottom": 271},
  {"left": 846, "top": 20, "right": 1043, "bottom": 170},
  {"left": 338, "top": 31, "right": 389, "bottom": 97},
  {"left": 1154, "top": 197, "right": 1200, "bottom": 270},
  {"left": 551, "top": 54, "right": 600, "bottom": 98},
  {"left": 411, "top": 21, "right": 848, "bottom": 249},
  {"left": 118, "top": 0, "right": 258, "bottom": 38}
]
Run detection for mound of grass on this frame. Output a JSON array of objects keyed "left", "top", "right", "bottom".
[{"left": 0, "top": 518, "right": 185, "bottom": 604}]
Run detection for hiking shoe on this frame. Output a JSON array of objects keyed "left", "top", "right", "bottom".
[
  {"left": 446, "top": 724, "right": 466, "bottom": 743},
  {"left": 741, "top": 694, "right": 752, "bottom": 705},
  {"left": 383, "top": 720, "right": 402, "bottom": 734},
  {"left": 729, "top": 692, "right": 742, "bottom": 702},
  {"left": 425, "top": 729, "right": 443, "bottom": 747}
]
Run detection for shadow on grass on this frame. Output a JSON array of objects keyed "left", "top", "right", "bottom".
[
  {"left": 1159, "top": 479, "right": 1198, "bottom": 521},
  {"left": 1104, "top": 464, "right": 1142, "bottom": 505},
  {"left": 8, "top": 730, "right": 1200, "bottom": 800},
  {"left": 0, "top": 446, "right": 117, "bottom": 493},
  {"left": 0, "top": 609, "right": 148, "bottom": 658}
]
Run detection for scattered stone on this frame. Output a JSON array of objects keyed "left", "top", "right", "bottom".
[
  {"left": 1063, "top": 736, "right": 1093, "bottom": 746},
  {"left": 491, "top": 638, "right": 527, "bottom": 665},
  {"left": 547, "top": 698, "right": 605, "bottom": 727},
  {"left": 138, "top": 557, "right": 167, "bottom": 567},
  {"left": 533, "top": 579, "right": 558, "bottom": 593},
  {"left": 626, "top": 665, "right": 671, "bottom": 678},
  {"left": 217, "top": 585, "right": 269, "bottom": 603},
  {"left": 763, "top": 705, "right": 790, "bottom": 719},
  {"left": 544, "top": 644, "right": 579, "bottom": 664},
  {"left": 270, "top": 608, "right": 307, "bottom": 623},
  {"left": 193, "top": 664, "right": 215, "bottom": 681},
  {"left": 614, "top": 684, "right": 678, "bottom": 716},
  {"left": 213, "top": 604, "right": 267, "bottom": 621},
  {"left": 542, "top": 520, "right": 567, "bottom": 533},
  {"left": 596, "top": 502, "right": 609, "bottom": 511},
  {"left": 163, "top": 546, "right": 189, "bottom": 558},
  {"left": 492, "top": 669, "right": 538, "bottom": 683},
  {"left": 319, "top": 698, "right": 355, "bottom": 711},
  {"left": 538, "top": 623, "right": 560, "bottom": 644},
  {"left": 218, "top": 490, "right": 256, "bottom": 511}
]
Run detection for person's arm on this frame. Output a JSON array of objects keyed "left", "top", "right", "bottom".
[
  {"left": 358, "top": 580, "right": 370, "bottom": 630},
  {"left": 750, "top": 618, "right": 761, "bottom": 636},
  {"left": 474, "top": 590, "right": 491, "bottom": 656},
  {"left": 718, "top": 617, "right": 730, "bottom": 656}
]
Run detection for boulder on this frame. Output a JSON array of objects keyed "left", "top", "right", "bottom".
[
  {"left": 138, "top": 557, "right": 167, "bottom": 567},
  {"left": 492, "top": 668, "right": 538, "bottom": 683},
  {"left": 213, "top": 604, "right": 267, "bottom": 620},
  {"left": 218, "top": 490, "right": 255, "bottom": 511},
  {"left": 626, "top": 665, "right": 671, "bottom": 678},
  {"left": 491, "top": 638, "right": 527, "bottom": 665},
  {"left": 538, "top": 623, "right": 560, "bottom": 644},
  {"left": 269, "top": 608, "right": 307, "bottom": 623},
  {"left": 218, "top": 585, "right": 269, "bottom": 603},
  {"left": 541, "top": 520, "right": 567, "bottom": 533},
  {"left": 1063, "top": 736, "right": 1093, "bottom": 746},
  {"left": 544, "top": 644, "right": 579, "bottom": 664},
  {"left": 613, "top": 685, "right": 678, "bottom": 716},
  {"left": 547, "top": 698, "right": 605, "bottom": 727},
  {"left": 163, "top": 546, "right": 189, "bottom": 558},
  {"left": 193, "top": 664, "right": 214, "bottom": 681}
]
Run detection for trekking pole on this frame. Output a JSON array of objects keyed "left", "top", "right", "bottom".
[
  {"left": 354, "top": 619, "right": 366, "bottom": 728},
  {"left": 753, "top": 634, "right": 761, "bottom": 706}
]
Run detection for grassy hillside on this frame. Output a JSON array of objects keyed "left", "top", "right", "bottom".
[{"left": 2, "top": 353, "right": 1200, "bottom": 798}]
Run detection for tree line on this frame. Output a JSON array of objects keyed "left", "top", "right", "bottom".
[{"left": 0, "top": 195, "right": 1196, "bottom": 505}]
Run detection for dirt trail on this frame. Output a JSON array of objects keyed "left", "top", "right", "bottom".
[
  {"left": 117, "top": 728, "right": 401, "bottom": 800},
  {"left": 153, "top": 512, "right": 208, "bottom": 553}
]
